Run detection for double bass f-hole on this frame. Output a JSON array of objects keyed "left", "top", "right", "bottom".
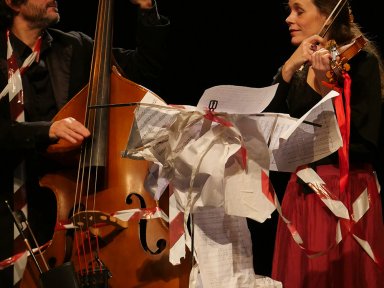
[
  {"left": 126, "top": 193, "right": 167, "bottom": 255},
  {"left": 71, "top": 193, "right": 167, "bottom": 256}
]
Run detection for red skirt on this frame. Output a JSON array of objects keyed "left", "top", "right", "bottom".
[{"left": 272, "top": 164, "right": 384, "bottom": 288}]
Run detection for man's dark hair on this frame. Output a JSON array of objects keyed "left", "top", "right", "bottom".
[{"left": 0, "top": 0, "right": 27, "bottom": 29}]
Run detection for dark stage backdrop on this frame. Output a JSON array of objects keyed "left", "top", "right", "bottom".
[{"left": 55, "top": 0, "right": 384, "bottom": 106}]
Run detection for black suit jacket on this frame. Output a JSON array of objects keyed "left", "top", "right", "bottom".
[{"left": 0, "top": 13, "right": 169, "bottom": 151}]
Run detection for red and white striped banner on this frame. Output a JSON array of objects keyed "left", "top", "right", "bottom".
[
  {"left": 261, "top": 167, "right": 384, "bottom": 268},
  {"left": 2, "top": 29, "right": 42, "bottom": 286}
]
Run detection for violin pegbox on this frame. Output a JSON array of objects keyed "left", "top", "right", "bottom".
[
  {"left": 324, "top": 35, "right": 367, "bottom": 84},
  {"left": 325, "top": 39, "right": 349, "bottom": 83}
]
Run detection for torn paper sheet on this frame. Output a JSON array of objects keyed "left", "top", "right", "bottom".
[
  {"left": 196, "top": 87, "right": 342, "bottom": 172},
  {"left": 197, "top": 84, "right": 279, "bottom": 114},
  {"left": 223, "top": 116, "right": 275, "bottom": 221},
  {"left": 192, "top": 206, "right": 282, "bottom": 288},
  {"left": 261, "top": 90, "right": 342, "bottom": 171},
  {"left": 124, "top": 107, "right": 276, "bottom": 222}
]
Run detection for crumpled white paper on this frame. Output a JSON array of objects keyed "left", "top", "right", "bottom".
[
  {"left": 124, "top": 102, "right": 276, "bottom": 223},
  {"left": 122, "top": 87, "right": 340, "bottom": 287},
  {"left": 123, "top": 94, "right": 279, "bottom": 287}
]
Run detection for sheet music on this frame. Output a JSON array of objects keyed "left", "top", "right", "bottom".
[
  {"left": 197, "top": 84, "right": 279, "bottom": 113},
  {"left": 193, "top": 206, "right": 282, "bottom": 288},
  {"left": 266, "top": 90, "right": 342, "bottom": 171}
]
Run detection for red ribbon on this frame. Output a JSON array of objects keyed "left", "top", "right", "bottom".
[
  {"left": 322, "top": 72, "right": 351, "bottom": 206},
  {"left": 203, "top": 110, "right": 233, "bottom": 127}
]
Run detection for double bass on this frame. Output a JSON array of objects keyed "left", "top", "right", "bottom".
[{"left": 20, "top": 0, "right": 191, "bottom": 287}]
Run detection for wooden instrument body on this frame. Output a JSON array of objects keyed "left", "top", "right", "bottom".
[{"left": 20, "top": 69, "right": 191, "bottom": 288}]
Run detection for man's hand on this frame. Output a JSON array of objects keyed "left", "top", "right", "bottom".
[{"left": 49, "top": 117, "right": 91, "bottom": 144}]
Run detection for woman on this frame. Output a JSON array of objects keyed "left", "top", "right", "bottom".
[{"left": 266, "top": 0, "right": 384, "bottom": 287}]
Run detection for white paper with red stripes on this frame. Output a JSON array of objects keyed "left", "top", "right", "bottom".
[{"left": 124, "top": 107, "right": 283, "bottom": 287}]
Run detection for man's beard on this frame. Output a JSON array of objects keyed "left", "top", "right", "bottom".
[{"left": 22, "top": 2, "right": 60, "bottom": 29}]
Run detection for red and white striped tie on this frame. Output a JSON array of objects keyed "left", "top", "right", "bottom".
[{"left": 3, "top": 29, "right": 42, "bottom": 286}]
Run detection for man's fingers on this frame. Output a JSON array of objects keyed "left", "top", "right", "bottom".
[{"left": 50, "top": 117, "right": 91, "bottom": 143}]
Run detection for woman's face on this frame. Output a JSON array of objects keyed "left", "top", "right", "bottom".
[{"left": 286, "top": 0, "right": 328, "bottom": 46}]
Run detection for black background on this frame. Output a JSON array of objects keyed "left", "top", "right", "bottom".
[{"left": 55, "top": 0, "right": 384, "bottom": 106}]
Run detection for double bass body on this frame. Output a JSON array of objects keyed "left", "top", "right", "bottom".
[{"left": 20, "top": 0, "right": 191, "bottom": 286}]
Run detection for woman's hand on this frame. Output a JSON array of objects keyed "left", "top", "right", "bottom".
[
  {"left": 282, "top": 34, "right": 326, "bottom": 82},
  {"left": 310, "top": 46, "right": 332, "bottom": 80}
]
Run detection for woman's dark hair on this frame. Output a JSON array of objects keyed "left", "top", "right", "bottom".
[
  {"left": 314, "top": 0, "right": 353, "bottom": 44},
  {"left": 0, "top": 0, "right": 27, "bottom": 29}
]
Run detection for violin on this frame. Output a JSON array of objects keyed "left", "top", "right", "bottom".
[
  {"left": 325, "top": 35, "right": 367, "bottom": 83},
  {"left": 316, "top": 0, "right": 367, "bottom": 84}
]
